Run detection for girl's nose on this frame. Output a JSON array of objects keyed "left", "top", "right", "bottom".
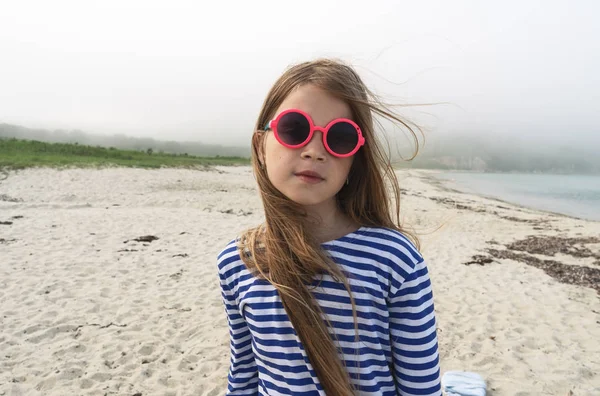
[{"left": 300, "top": 131, "right": 327, "bottom": 161}]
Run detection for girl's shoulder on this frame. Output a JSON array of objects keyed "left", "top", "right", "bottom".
[
  {"left": 329, "top": 225, "right": 423, "bottom": 260},
  {"left": 216, "top": 238, "right": 252, "bottom": 295},
  {"left": 216, "top": 226, "right": 424, "bottom": 284},
  {"left": 326, "top": 226, "right": 425, "bottom": 284},
  {"left": 216, "top": 238, "right": 243, "bottom": 273}
]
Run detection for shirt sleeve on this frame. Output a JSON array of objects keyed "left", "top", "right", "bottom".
[
  {"left": 219, "top": 270, "right": 259, "bottom": 395},
  {"left": 387, "top": 259, "right": 442, "bottom": 396}
]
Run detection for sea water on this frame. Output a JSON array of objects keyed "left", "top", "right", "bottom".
[{"left": 434, "top": 172, "right": 600, "bottom": 221}]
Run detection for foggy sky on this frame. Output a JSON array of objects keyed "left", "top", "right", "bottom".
[{"left": 1, "top": 0, "right": 598, "bottom": 147}]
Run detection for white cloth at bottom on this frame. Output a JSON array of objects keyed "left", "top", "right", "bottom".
[{"left": 441, "top": 371, "right": 486, "bottom": 396}]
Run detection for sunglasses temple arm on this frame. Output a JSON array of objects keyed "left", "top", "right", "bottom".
[{"left": 264, "top": 120, "right": 272, "bottom": 131}]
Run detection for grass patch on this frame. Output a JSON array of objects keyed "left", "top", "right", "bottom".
[{"left": 0, "top": 138, "right": 250, "bottom": 170}]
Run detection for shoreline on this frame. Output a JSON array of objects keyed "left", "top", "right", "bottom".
[{"left": 420, "top": 169, "right": 600, "bottom": 223}]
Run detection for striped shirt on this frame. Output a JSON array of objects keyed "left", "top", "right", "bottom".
[{"left": 217, "top": 226, "right": 441, "bottom": 395}]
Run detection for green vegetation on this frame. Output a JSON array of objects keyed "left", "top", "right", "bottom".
[
  {"left": 0, "top": 138, "right": 250, "bottom": 170},
  {"left": 0, "top": 122, "right": 250, "bottom": 158}
]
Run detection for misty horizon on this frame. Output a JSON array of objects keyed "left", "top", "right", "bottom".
[
  {"left": 1, "top": 1, "right": 599, "bottom": 149},
  {"left": 3, "top": 120, "right": 599, "bottom": 174}
]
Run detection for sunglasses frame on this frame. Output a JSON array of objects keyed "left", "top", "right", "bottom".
[{"left": 265, "top": 108, "right": 365, "bottom": 158}]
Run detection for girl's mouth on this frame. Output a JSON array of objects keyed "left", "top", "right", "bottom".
[{"left": 295, "top": 171, "right": 324, "bottom": 184}]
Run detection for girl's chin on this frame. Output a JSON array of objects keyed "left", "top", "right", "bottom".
[
  {"left": 284, "top": 194, "right": 337, "bottom": 207},
  {"left": 273, "top": 182, "right": 344, "bottom": 207}
]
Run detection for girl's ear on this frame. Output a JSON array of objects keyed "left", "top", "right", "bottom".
[{"left": 255, "top": 130, "right": 266, "bottom": 168}]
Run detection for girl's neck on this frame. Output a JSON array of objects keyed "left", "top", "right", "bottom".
[{"left": 303, "top": 199, "right": 360, "bottom": 244}]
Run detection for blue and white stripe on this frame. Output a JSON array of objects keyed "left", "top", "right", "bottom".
[{"left": 217, "top": 226, "right": 441, "bottom": 395}]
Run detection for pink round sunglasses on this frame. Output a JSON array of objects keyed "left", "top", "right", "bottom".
[{"left": 264, "top": 109, "right": 365, "bottom": 158}]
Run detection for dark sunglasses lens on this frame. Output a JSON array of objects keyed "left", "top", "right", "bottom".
[
  {"left": 327, "top": 122, "right": 359, "bottom": 155},
  {"left": 277, "top": 112, "right": 310, "bottom": 146}
]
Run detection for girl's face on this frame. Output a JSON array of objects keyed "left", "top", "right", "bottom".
[{"left": 262, "top": 84, "right": 354, "bottom": 207}]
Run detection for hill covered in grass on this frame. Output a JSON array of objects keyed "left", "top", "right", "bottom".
[
  {"left": 0, "top": 138, "right": 250, "bottom": 170},
  {"left": 0, "top": 123, "right": 251, "bottom": 158}
]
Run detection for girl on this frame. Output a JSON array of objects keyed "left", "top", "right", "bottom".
[{"left": 217, "top": 59, "right": 441, "bottom": 396}]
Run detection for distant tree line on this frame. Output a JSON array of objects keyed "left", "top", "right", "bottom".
[{"left": 0, "top": 123, "right": 250, "bottom": 158}]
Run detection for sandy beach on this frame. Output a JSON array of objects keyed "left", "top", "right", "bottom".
[{"left": 1, "top": 166, "right": 599, "bottom": 396}]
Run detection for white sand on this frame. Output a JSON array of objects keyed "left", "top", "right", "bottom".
[{"left": 1, "top": 166, "right": 599, "bottom": 396}]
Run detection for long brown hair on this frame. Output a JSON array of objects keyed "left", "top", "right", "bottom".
[{"left": 239, "top": 58, "right": 421, "bottom": 395}]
